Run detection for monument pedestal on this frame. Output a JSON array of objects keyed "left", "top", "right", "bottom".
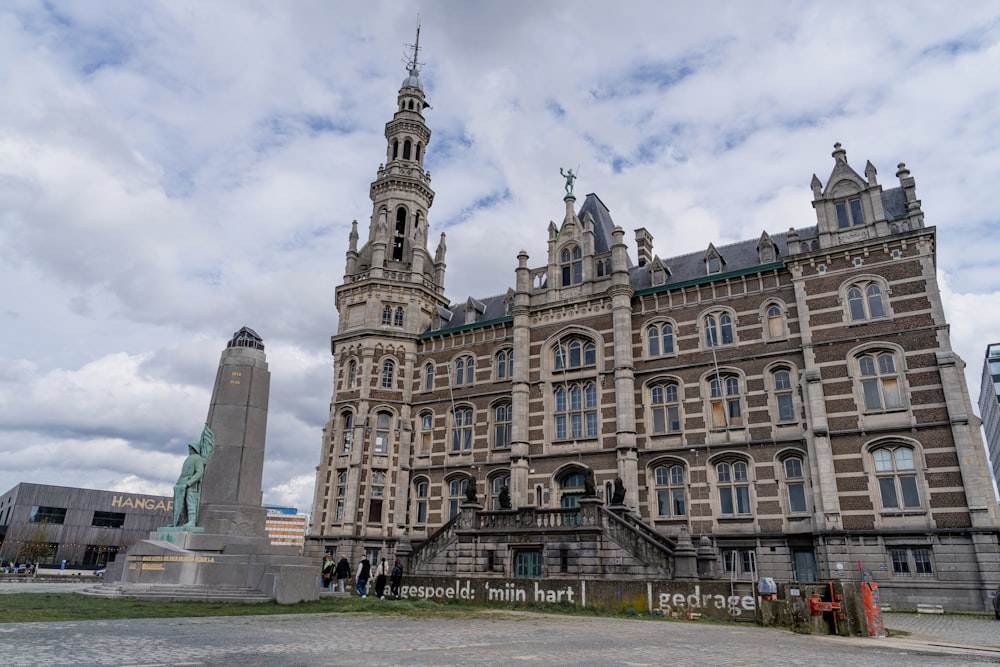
[{"left": 92, "top": 328, "right": 320, "bottom": 604}]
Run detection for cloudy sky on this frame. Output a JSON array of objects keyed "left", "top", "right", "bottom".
[{"left": 2, "top": 1, "right": 999, "bottom": 514}]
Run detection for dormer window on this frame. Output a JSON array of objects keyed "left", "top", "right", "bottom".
[
  {"left": 560, "top": 245, "right": 583, "bottom": 286},
  {"left": 707, "top": 256, "right": 721, "bottom": 274},
  {"left": 836, "top": 198, "right": 865, "bottom": 228}
]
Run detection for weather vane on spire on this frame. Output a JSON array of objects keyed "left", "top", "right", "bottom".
[{"left": 404, "top": 20, "right": 424, "bottom": 74}]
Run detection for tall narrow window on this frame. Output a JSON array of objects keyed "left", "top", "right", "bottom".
[
  {"left": 650, "top": 382, "right": 681, "bottom": 434},
  {"left": 415, "top": 480, "right": 428, "bottom": 524},
  {"left": 873, "top": 446, "right": 921, "bottom": 510},
  {"left": 346, "top": 360, "right": 357, "bottom": 390},
  {"left": 451, "top": 407, "right": 473, "bottom": 451},
  {"left": 424, "top": 363, "right": 435, "bottom": 391},
  {"left": 716, "top": 461, "right": 751, "bottom": 516},
  {"left": 654, "top": 464, "right": 686, "bottom": 517},
  {"left": 858, "top": 352, "right": 902, "bottom": 411},
  {"left": 340, "top": 412, "right": 353, "bottom": 453},
  {"left": 381, "top": 305, "right": 393, "bottom": 325},
  {"left": 766, "top": 305, "right": 784, "bottom": 338},
  {"left": 393, "top": 306, "right": 404, "bottom": 327},
  {"left": 497, "top": 349, "right": 513, "bottom": 379},
  {"left": 493, "top": 403, "right": 512, "bottom": 448},
  {"left": 784, "top": 457, "right": 807, "bottom": 513},
  {"left": 554, "top": 382, "right": 598, "bottom": 439},
  {"left": 374, "top": 412, "right": 391, "bottom": 454},
  {"left": 418, "top": 412, "right": 433, "bottom": 456},
  {"left": 710, "top": 375, "right": 743, "bottom": 428},
  {"left": 335, "top": 471, "right": 347, "bottom": 522},
  {"left": 368, "top": 471, "right": 385, "bottom": 524},
  {"left": 381, "top": 360, "right": 395, "bottom": 389},
  {"left": 773, "top": 369, "right": 796, "bottom": 422},
  {"left": 448, "top": 478, "right": 468, "bottom": 519}
]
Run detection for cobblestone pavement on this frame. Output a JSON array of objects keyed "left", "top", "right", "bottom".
[
  {"left": 1, "top": 610, "right": 999, "bottom": 667},
  {"left": 2, "top": 583, "right": 997, "bottom": 666}
]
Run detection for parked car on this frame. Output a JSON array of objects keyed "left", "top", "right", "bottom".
[{"left": 93, "top": 568, "right": 106, "bottom": 577}]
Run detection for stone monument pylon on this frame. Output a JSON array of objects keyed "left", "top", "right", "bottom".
[{"left": 93, "top": 327, "right": 319, "bottom": 603}]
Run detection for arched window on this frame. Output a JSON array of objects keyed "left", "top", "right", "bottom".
[
  {"left": 650, "top": 382, "right": 681, "bottom": 434},
  {"left": 716, "top": 460, "right": 751, "bottom": 515},
  {"left": 647, "top": 322, "right": 675, "bottom": 357},
  {"left": 454, "top": 356, "right": 475, "bottom": 386},
  {"left": 772, "top": 368, "right": 796, "bottom": 423},
  {"left": 334, "top": 470, "right": 347, "bottom": 522},
  {"left": 415, "top": 143, "right": 422, "bottom": 162},
  {"left": 491, "top": 474, "right": 510, "bottom": 510},
  {"left": 451, "top": 407, "right": 473, "bottom": 451},
  {"left": 373, "top": 411, "right": 391, "bottom": 453},
  {"left": 493, "top": 403, "right": 512, "bottom": 449},
  {"left": 392, "top": 140, "right": 399, "bottom": 159},
  {"left": 403, "top": 139, "right": 412, "bottom": 160},
  {"left": 560, "top": 245, "right": 583, "bottom": 286},
  {"left": 765, "top": 304, "right": 784, "bottom": 339},
  {"left": 423, "top": 363, "right": 435, "bottom": 391},
  {"left": 559, "top": 471, "right": 587, "bottom": 509},
  {"left": 847, "top": 281, "right": 887, "bottom": 321},
  {"left": 339, "top": 411, "right": 353, "bottom": 453},
  {"left": 554, "top": 337, "right": 596, "bottom": 370},
  {"left": 709, "top": 374, "right": 743, "bottom": 428},
  {"left": 392, "top": 208, "right": 406, "bottom": 261},
  {"left": 368, "top": 471, "right": 385, "bottom": 523},
  {"left": 653, "top": 464, "right": 686, "bottom": 517},
  {"left": 393, "top": 307, "right": 404, "bottom": 327},
  {"left": 872, "top": 445, "right": 921, "bottom": 510},
  {"left": 448, "top": 478, "right": 468, "bottom": 519},
  {"left": 381, "top": 305, "right": 393, "bottom": 325},
  {"left": 414, "top": 479, "right": 429, "bottom": 524},
  {"left": 380, "top": 360, "right": 395, "bottom": 389},
  {"left": 346, "top": 360, "right": 357, "bottom": 390},
  {"left": 783, "top": 457, "right": 807, "bottom": 513},
  {"left": 555, "top": 382, "right": 598, "bottom": 439},
  {"left": 418, "top": 411, "right": 433, "bottom": 456},
  {"left": 496, "top": 349, "right": 514, "bottom": 379},
  {"left": 857, "top": 351, "right": 902, "bottom": 411},
  {"left": 704, "top": 312, "right": 735, "bottom": 347}
]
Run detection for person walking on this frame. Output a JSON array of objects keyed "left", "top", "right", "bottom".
[
  {"left": 321, "top": 554, "right": 335, "bottom": 589},
  {"left": 373, "top": 557, "right": 389, "bottom": 599},
  {"left": 334, "top": 554, "right": 351, "bottom": 593},
  {"left": 389, "top": 558, "right": 404, "bottom": 600},
  {"left": 355, "top": 555, "right": 371, "bottom": 598}
]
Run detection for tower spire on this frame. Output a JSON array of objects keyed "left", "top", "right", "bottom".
[{"left": 405, "top": 22, "right": 423, "bottom": 76}]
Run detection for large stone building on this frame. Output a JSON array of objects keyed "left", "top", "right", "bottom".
[
  {"left": 307, "top": 39, "right": 1000, "bottom": 610},
  {"left": 979, "top": 343, "right": 1000, "bottom": 488}
]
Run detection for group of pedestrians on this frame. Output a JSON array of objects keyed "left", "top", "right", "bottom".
[{"left": 322, "top": 553, "right": 403, "bottom": 600}]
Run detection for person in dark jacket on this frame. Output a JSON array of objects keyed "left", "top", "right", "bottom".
[
  {"left": 389, "top": 558, "right": 404, "bottom": 600},
  {"left": 321, "top": 554, "right": 335, "bottom": 589},
  {"left": 373, "top": 557, "right": 389, "bottom": 599},
  {"left": 355, "top": 556, "right": 371, "bottom": 598},
  {"left": 334, "top": 555, "right": 351, "bottom": 593}
]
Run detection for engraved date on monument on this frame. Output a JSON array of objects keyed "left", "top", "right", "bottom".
[{"left": 230, "top": 370, "right": 242, "bottom": 385}]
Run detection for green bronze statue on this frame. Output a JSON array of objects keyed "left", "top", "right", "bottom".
[
  {"left": 560, "top": 167, "right": 577, "bottom": 196},
  {"left": 172, "top": 424, "right": 214, "bottom": 528}
]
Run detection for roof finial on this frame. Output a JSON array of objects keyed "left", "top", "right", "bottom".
[{"left": 405, "top": 20, "right": 424, "bottom": 75}]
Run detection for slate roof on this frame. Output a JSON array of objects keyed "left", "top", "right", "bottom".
[{"left": 424, "top": 187, "right": 909, "bottom": 335}]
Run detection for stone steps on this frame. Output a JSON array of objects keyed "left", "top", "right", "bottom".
[{"left": 79, "top": 584, "right": 272, "bottom": 603}]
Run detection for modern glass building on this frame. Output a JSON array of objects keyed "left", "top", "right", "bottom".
[{"left": 980, "top": 343, "right": 1000, "bottom": 488}]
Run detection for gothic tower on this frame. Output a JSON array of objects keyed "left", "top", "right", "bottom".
[{"left": 311, "top": 27, "right": 450, "bottom": 561}]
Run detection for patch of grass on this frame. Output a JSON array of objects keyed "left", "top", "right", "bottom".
[{"left": 0, "top": 593, "right": 499, "bottom": 624}]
